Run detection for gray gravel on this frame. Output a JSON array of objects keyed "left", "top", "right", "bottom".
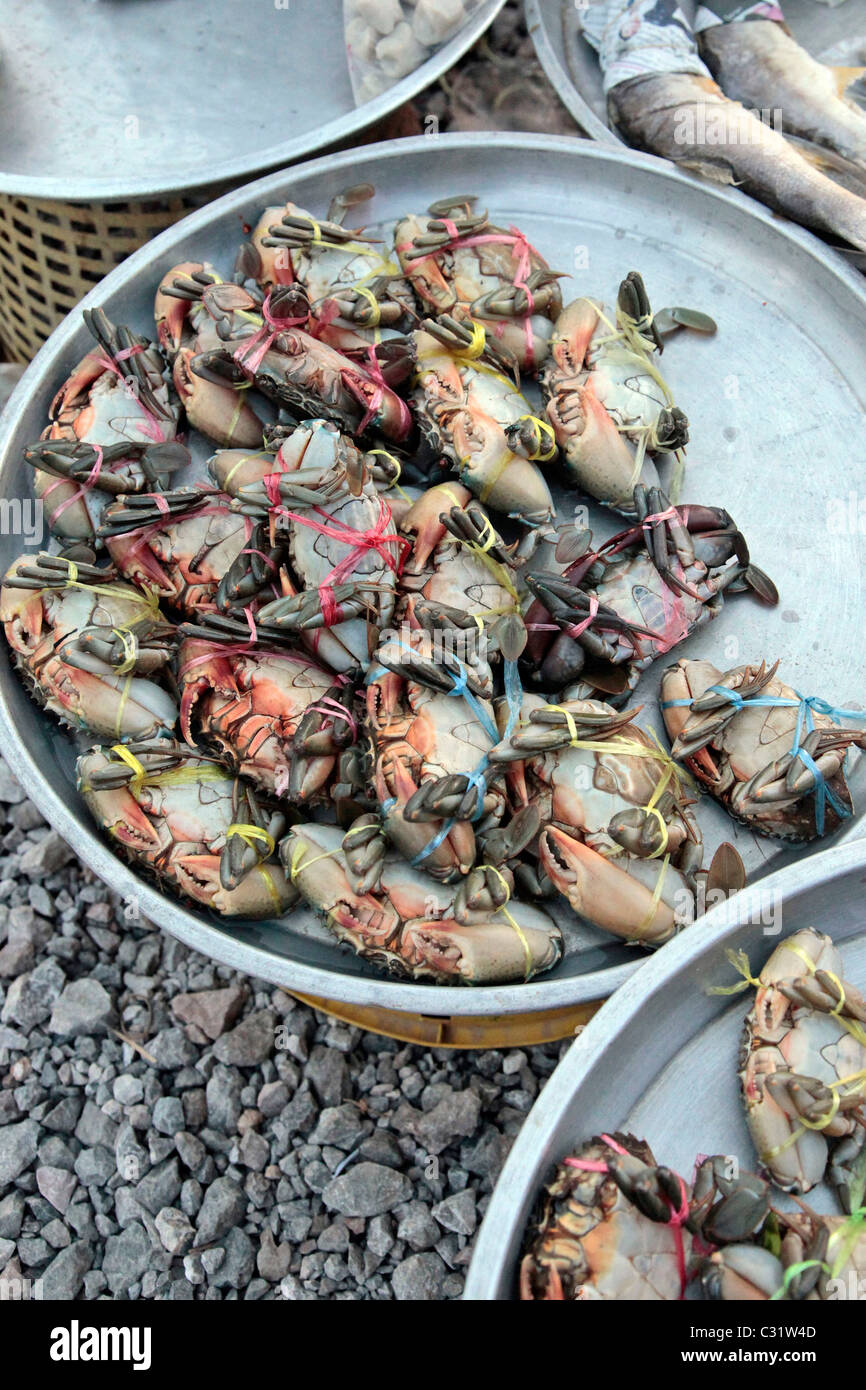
[
  {"left": 0, "top": 753, "right": 573, "bottom": 1300},
  {"left": 0, "top": 2, "right": 580, "bottom": 1302}
]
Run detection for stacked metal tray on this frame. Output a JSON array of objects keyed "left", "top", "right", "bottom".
[
  {"left": 1, "top": 132, "right": 865, "bottom": 1017},
  {"left": 0, "top": 0, "right": 506, "bottom": 197}
]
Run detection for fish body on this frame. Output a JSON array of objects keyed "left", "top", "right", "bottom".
[
  {"left": 609, "top": 70, "right": 866, "bottom": 252},
  {"left": 699, "top": 19, "right": 866, "bottom": 171}
]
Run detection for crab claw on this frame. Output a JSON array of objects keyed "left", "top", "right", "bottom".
[
  {"left": 175, "top": 347, "right": 264, "bottom": 448},
  {"left": 155, "top": 261, "right": 210, "bottom": 357},
  {"left": 400, "top": 482, "right": 472, "bottom": 574},
  {"left": 77, "top": 764, "right": 161, "bottom": 856},
  {"left": 341, "top": 815, "right": 386, "bottom": 896},
  {"left": 281, "top": 822, "right": 407, "bottom": 958},
  {"left": 740, "top": 1048, "right": 830, "bottom": 1193},
  {"left": 375, "top": 758, "right": 475, "bottom": 882},
  {"left": 539, "top": 827, "right": 689, "bottom": 944},
  {"left": 400, "top": 907, "right": 561, "bottom": 984},
  {"left": 175, "top": 851, "right": 295, "bottom": 917},
  {"left": 779, "top": 969, "right": 866, "bottom": 1024},
  {"left": 561, "top": 379, "right": 660, "bottom": 504},
  {"left": 0, "top": 564, "right": 46, "bottom": 650},
  {"left": 700, "top": 1245, "right": 784, "bottom": 1301}
]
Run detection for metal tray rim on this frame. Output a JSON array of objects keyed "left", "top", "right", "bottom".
[
  {"left": 2, "top": 131, "right": 866, "bottom": 1016},
  {"left": 464, "top": 836, "right": 866, "bottom": 1297},
  {"left": 525, "top": 0, "right": 618, "bottom": 144},
  {"left": 0, "top": 0, "right": 508, "bottom": 200}
]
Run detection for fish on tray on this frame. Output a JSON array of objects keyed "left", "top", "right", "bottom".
[{"left": 581, "top": 0, "right": 866, "bottom": 253}]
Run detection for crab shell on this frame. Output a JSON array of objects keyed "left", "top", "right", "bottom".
[
  {"left": 38, "top": 344, "right": 181, "bottom": 542},
  {"left": 527, "top": 545, "right": 735, "bottom": 699},
  {"left": 412, "top": 330, "right": 554, "bottom": 524},
  {"left": 541, "top": 298, "right": 664, "bottom": 511},
  {"left": 212, "top": 422, "right": 400, "bottom": 672},
  {"left": 77, "top": 748, "right": 293, "bottom": 918},
  {"left": 210, "top": 418, "right": 360, "bottom": 501},
  {"left": 739, "top": 929, "right": 866, "bottom": 1193},
  {"left": 283, "top": 483, "right": 400, "bottom": 675},
  {"left": 284, "top": 822, "right": 561, "bottom": 984},
  {"left": 499, "top": 694, "right": 701, "bottom": 945},
  {"left": 366, "top": 632, "right": 509, "bottom": 883},
  {"left": 238, "top": 327, "right": 411, "bottom": 444},
  {"left": 106, "top": 497, "right": 260, "bottom": 617},
  {"left": 394, "top": 213, "right": 560, "bottom": 371},
  {"left": 178, "top": 638, "right": 337, "bottom": 802},
  {"left": 396, "top": 482, "right": 515, "bottom": 691},
  {"left": 0, "top": 559, "right": 177, "bottom": 741},
  {"left": 660, "top": 658, "right": 858, "bottom": 840},
  {"left": 154, "top": 260, "right": 265, "bottom": 450},
  {"left": 520, "top": 1135, "right": 692, "bottom": 1300},
  {"left": 248, "top": 201, "right": 415, "bottom": 355}
]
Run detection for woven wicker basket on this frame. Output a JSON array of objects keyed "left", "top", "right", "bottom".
[
  {"left": 0, "top": 105, "right": 423, "bottom": 367},
  {"left": 0, "top": 187, "right": 230, "bottom": 365}
]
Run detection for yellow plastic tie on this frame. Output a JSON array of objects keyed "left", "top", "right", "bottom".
[
  {"left": 289, "top": 838, "right": 340, "bottom": 884},
  {"left": 708, "top": 947, "right": 761, "bottom": 996},
  {"left": 366, "top": 448, "right": 410, "bottom": 503},
  {"left": 632, "top": 852, "right": 670, "bottom": 939},
  {"left": 62, "top": 565, "right": 160, "bottom": 614},
  {"left": 456, "top": 320, "right": 487, "bottom": 361},
  {"left": 455, "top": 513, "right": 520, "bottom": 603},
  {"left": 516, "top": 414, "right": 557, "bottom": 462},
  {"left": 478, "top": 863, "right": 533, "bottom": 982},
  {"left": 221, "top": 451, "right": 272, "bottom": 492},
  {"left": 111, "top": 626, "right": 138, "bottom": 678},
  {"left": 641, "top": 763, "right": 673, "bottom": 860},
  {"left": 786, "top": 942, "right": 819, "bottom": 976},
  {"left": 107, "top": 748, "right": 231, "bottom": 794},
  {"left": 542, "top": 711, "right": 693, "bottom": 795},
  {"left": 762, "top": 1067, "right": 866, "bottom": 1161},
  {"left": 109, "top": 742, "right": 147, "bottom": 791},
  {"left": 477, "top": 449, "right": 514, "bottom": 506},
  {"left": 224, "top": 392, "right": 249, "bottom": 444},
  {"left": 226, "top": 823, "right": 276, "bottom": 858},
  {"left": 113, "top": 672, "right": 134, "bottom": 739},
  {"left": 254, "top": 863, "right": 284, "bottom": 912},
  {"left": 808, "top": 968, "right": 866, "bottom": 1048},
  {"left": 352, "top": 284, "right": 382, "bottom": 328}
]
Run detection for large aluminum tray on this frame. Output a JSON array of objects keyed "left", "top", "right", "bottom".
[
  {"left": 527, "top": 0, "right": 866, "bottom": 144},
  {"left": 465, "top": 838, "right": 866, "bottom": 1297},
  {"left": 0, "top": 133, "right": 865, "bottom": 1016},
  {"left": 0, "top": 0, "right": 505, "bottom": 198}
]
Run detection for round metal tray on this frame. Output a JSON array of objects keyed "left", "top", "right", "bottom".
[
  {"left": 527, "top": 0, "right": 866, "bottom": 144},
  {"left": 1, "top": 132, "right": 865, "bottom": 1016},
  {"left": 0, "top": 0, "right": 506, "bottom": 199},
  {"left": 465, "top": 837, "right": 866, "bottom": 1297}
]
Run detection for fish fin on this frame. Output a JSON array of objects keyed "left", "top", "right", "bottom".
[
  {"left": 673, "top": 157, "right": 740, "bottom": 187},
  {"left": 833, "top": 65, "right": 866, "bottom": 99},
  {"left": 846, "top": 75, "right": 866, "bottom": 109},
  {"left": 786, "top": 135, "right": 866, "bottom": 198}
]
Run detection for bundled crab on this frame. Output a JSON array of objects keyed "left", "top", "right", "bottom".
[
  {"left": 520, "top": 1131, "right": 866, "bottom": 1301},
  {"left": 2, "top": 182, "right": 854, "bottom": 988},
  {"left": 520, "top": 926, "right": 866, "bottom": 1300}
]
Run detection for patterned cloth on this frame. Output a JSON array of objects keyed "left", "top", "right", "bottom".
[
  {"left": 580, "top": 0, "right": 789, "bottom": 93},
  {"left": 693, "top": 2, "right": 785, "bottom": 31},
  {"left": 580, "top": 0, "right": 711, "bottom": 93}
]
